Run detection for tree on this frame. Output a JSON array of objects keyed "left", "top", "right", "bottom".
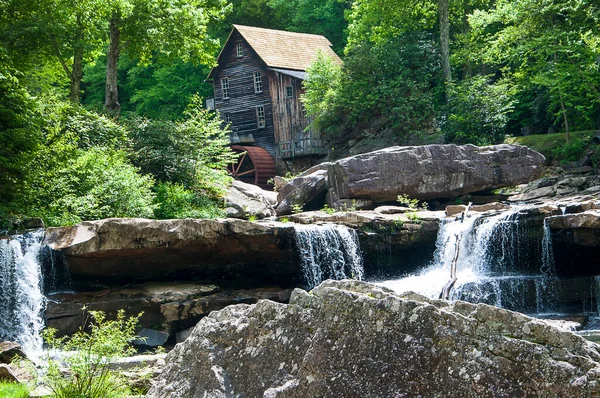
[
  {"left": 469, "top": 0, "right": 600, "bottom": 140},
  {"left": 0, "top": 0, "right": 107, "bottom": 102},
  {"left": 103, "top": 0, "right": 230, "bottom": 113},
  {"left": 0, "top": 53, "right": 40, "bottom": 207}
]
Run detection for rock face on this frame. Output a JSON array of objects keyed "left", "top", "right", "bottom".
[
  {"left": 223, "top": 180, "right": 276, "bottom": 219},
  {"left": 44, "top": 218, "right": 297, "bottom": 283},
  {"left": 148, "top": 280, "right": 600, "bottom": 398},
  {"left": 46, "top": 282, "right": 292, "bottom": 337}
]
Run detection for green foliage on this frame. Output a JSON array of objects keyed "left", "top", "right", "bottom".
[
  {"left": 407, "top": 212, "right": 422, "bottom": 223},
  {"left": 506, "top": 130, "right": 594, "bottom": 164},
  {"left": 0, "top": 53, "right": 40, "bottom": 206},
  {"left": 321, "top": 204, "right": 336, "bottom": 215},
  {"left": 291, "top": 203, "right": 304, "bottom": 214},
  {"left": 154, "top": 182, "right": 224, "bottom": 219},
  {"left": 308, "top": 32, "right": 442, "bottom": 145},
  {"left": 0, "top": 382, "right": 29, "bottom": 398},
  {"left": 302, "top": 51, "right": 342, "bottom": 132},
  {"left": 29, "top": 147, "right": 156, "bottom": 226},
  {"left": 43, "top": 310, "right": 141, "bottom": 398},
  {"left": 445, "top": 76, "right": 517, "bottom": 145},
  {"left": 469, "top": 0, "right": 600, "bottom": 137},
  {"left": 247, "top": 214, "right": 257, "bottom": 222},
  {"left": 279, "top": 217, "right": 289, "bottom": 223},
  {"left": 128, "top": 97, "right": 237, "bottom": 197},
  {"left": 397, "top": 194, "right": 427, "bottom": 211}
]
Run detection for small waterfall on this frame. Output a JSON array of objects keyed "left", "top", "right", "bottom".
[
  {"left": 0, "top": 231, "right": 46, "bottom": 356},
  {"left": 379, "top": 206, "right": 560, "bottom": 313},
  {"left": 294, "top": 224, "right": 364, "bottom": 289}
]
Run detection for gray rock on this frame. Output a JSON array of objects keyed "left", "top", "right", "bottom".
[
  {"left": 176, "top": 327, "right": 195, "bottom": 343},
  {"left": 273, "top": 176, "right": 288, "bottom": 192},
  {"left": 0, "top": 364, "right": 18, "bottom": 383},
  {"left": 223, "top": 180, "right": 276, "bottom": 219},
  {"left": 325, "top": 144, "right": 545, "bottom": 204},
  {"left": 135, "top": 328, "right": 170, "bottom": 347},
  {"left": 148, "top": 280, "right": 600, "bottom": 398},
  {"left": 275, "top": 170, "right": 328, "bottom": 216},
  {"left": 373, "top": 206, "right": 413, "bottom": 214},
  {"left": 0, "top": 341, "right": 25, "bottom": 364},
  {"left": 546, "top": 211, "right": 600, "bottom": 247}
]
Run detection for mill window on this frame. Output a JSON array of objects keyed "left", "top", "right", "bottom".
[
  {"left": 254, "top": 72, "right": 263, "bottom": 93},
  {"left": 256, "top": 106, "right": 266, "bottom": 128},
  {"left": 224, "top": 112, "right": 231, "bottom": 123},
  {"left": 221, "top": 77, "right": 229, "bottom": 100},
  {"left": 286, "top": 85, "right": 293, "bottom": 98},
  {"left": 236, "top": 43, "right": 243, "bottom": 57}
]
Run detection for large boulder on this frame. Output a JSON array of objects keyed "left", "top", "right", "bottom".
[
  {"left": 275, "top": 170, "right": 328, "bottom": 216},
  {"left": 148, "top": 280, "right": 600, "bottom": 398},
  {"left": 292, "top": 144, "right": 545, "bottom": 206},
  {"left": 0, "top": 342, "right": 25, "bottom": 364},
  {"left": 223, "top": 180, "right": 276, "bottom": 219}
]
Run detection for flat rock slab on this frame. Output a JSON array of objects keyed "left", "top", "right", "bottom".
[
  {"left": 148, "top": 280, "right": 600, "bottom": 397},
  {"left": 43, "top": 218, "right": 297, "bottom": 283}
]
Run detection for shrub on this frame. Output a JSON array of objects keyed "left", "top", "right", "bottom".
[
  {"left": 43, "top": 310, "right": 141, "bottom": 398},
  {"left": 127, "top": 96, "right": 237, "bottom": 197},
  {"left": 154, "top": 181, "right": 224, "bottom": 219},
  {"left": 28, "top": 147, "right": 156, "bottom": 226}
]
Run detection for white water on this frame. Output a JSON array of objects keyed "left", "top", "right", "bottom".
[
  {"left": 0, "top": 231, "right": 46, "bottom": 357},
  {"left": 378, "top": 207, "right": 554, "bottom": 308},
  {"left": 294, "top": 224, "right": 364, "bottom": 289}
]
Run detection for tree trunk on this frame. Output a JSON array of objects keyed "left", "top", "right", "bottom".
[
  {"left": 559, "top": 90, "right": 570, "bottom": 144},
  {"left": 104, "top": 14, "right": 121, "bottom": 114},
  {"left": 68, "top": 14, "right": 84, "bottom": 102},
  {"left": 438, "top": 0, "right": 451, "bottom": 98}
]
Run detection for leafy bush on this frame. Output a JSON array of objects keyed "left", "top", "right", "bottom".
[
  {"left": 43, "top": 310, "right": 141, "bottom": 398},
  {"left": 0, "top": 382, "right": 29, "bottom": 398},
  {"left": 127, "top": 96, "right": 237, "bottom": 197},
  {"left": 444, "top": 76, "right": 516, "bottom": 145},
  {"left": 27, "top": 147, "right": 156, "bottom": 226},
  {"left": 154, "top": 181, "right": 224, "bottom": 219}
]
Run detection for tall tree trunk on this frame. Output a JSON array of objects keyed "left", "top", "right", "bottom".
[
  {"left": 438, "top": 0, "right": 451, "bottom": 99},
  {"left": 105, "top": 14, "right": 121, "bottom": 114},
  {"left": 67, "top": 14, "right": 84, "bottom": 102},
  {"left": 559, "top": 90, "right": 570, "bottom": 143}
]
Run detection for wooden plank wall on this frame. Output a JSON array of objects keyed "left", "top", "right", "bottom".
[
  {"left": 212, "top": 31, "right": 276, "bottom": 157},
  {"left": 268, "top": 70, "right": 311, "bottom": 150}
]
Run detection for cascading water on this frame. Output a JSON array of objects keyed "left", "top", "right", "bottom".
[
  {"left": 0, "top": 230, "right": 46, "bottom": 356},
  {"left": 294, "top": 224, "right": 364, "bottom": 289},
  {"left": 379, "top": 206, "right": 563, "bottom": 314}
]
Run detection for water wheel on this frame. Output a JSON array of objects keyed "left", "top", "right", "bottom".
[{"left": 227, "top": 145, "right": 276, "bottom": 190}]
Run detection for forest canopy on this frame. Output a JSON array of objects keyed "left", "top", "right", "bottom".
[{"left": 1, "top": 0, "right": 599, "bottom": 226}]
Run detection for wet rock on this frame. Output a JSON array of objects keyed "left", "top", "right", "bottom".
[
  {"left": 546, "top": 211, "right": 600, "bottom": 247},
  {"left": 223, "top": 180, "right": 276, "bottom": 219},
  {"left": 148, "top": 280, "right": 600, "bottom": 398},
  {"left": 0, "top": 342, "right": 25, "bottom": 364}
]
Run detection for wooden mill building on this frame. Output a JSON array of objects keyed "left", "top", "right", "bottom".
[{"left": 208, "top": 24, "right": 341, "bottom": 188}]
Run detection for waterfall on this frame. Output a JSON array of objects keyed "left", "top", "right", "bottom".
[
  {"left": 379, "top": 206, "right": 559, "bottom": 313},
  {"left": 294, "top": 224, "right": 364, "bottom": 290},
  {"left": 0, "top": 230, "right": 46, "bottom": 356}
]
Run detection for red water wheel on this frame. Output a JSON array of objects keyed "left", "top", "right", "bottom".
[{"left": 227, "top": 145, "right": 276, "bottom": 190}]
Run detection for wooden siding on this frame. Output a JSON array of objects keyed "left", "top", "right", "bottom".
[
  {"left": 268, "top": 70, "right": 317, "bottom": 158},
  {"left": 212, "top": 31, "right": 276, "bottom": 157}
]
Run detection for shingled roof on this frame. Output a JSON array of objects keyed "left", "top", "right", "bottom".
[{"left": 210, "top": 25, "right": 341, "bottom": 77}]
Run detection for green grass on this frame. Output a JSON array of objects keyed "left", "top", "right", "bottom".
[
  {"left": 506, "top": 130, "right": 598, "bottom": 164},
  {"left": 0, "top": 382, "right": 29, "bottom": 398}
]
